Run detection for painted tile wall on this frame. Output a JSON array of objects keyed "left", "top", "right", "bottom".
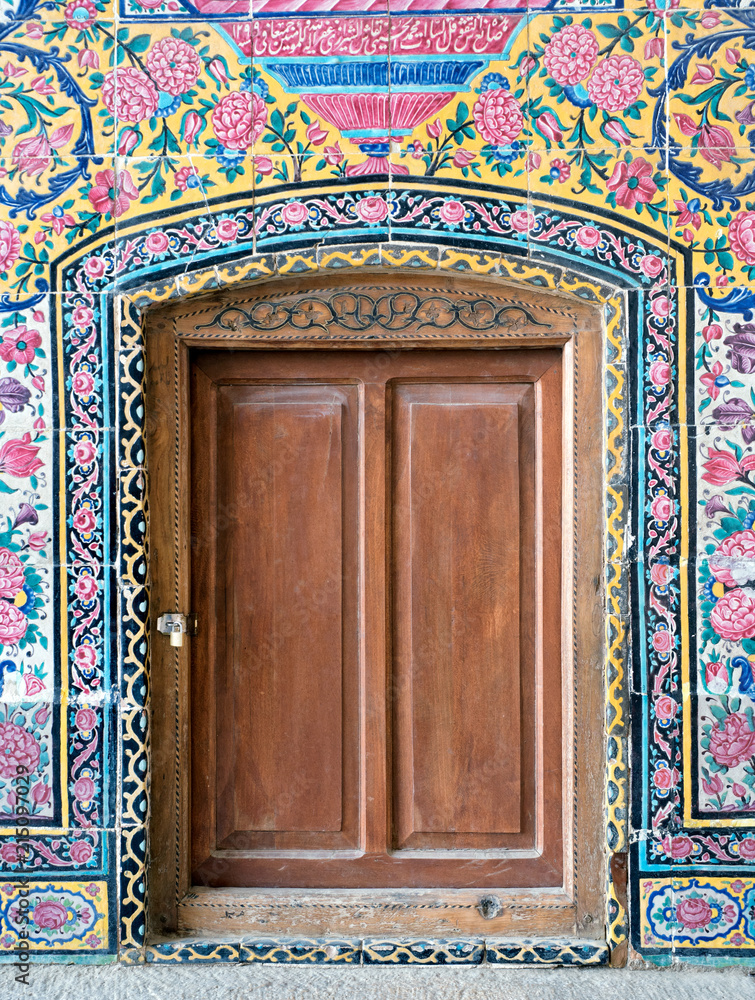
[{"left": 0, "top": 0, "right": 754, "bottom": 967}]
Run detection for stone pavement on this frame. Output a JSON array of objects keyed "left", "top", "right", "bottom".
[{"left": 12, "top": 964, "right": 755, "bottom": 1000}]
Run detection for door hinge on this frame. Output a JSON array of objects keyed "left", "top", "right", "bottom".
[{"left": 156, "top": 612, "right": 198, "bottom": 647}]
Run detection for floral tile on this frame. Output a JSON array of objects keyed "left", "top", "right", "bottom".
[{"left": 0, "top": 879, "right": 110, "bottom": 955}]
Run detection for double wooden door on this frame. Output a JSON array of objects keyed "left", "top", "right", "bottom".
[{"left": 189, "top": 346, "right": 564, "bottom": 889}]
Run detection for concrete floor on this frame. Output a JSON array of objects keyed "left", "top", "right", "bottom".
[{"left": 12, "top": 964, "right": 755, "bottom": 1000}]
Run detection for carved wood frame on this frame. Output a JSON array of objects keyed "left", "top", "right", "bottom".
[{"left": 144, "top": 267, "right": 606, "bottom": 945}]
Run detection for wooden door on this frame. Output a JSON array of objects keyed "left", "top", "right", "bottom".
[{"left": 189, "top": 347, "right": 563, "bottom": 889}]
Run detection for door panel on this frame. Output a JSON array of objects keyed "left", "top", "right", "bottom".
[{"left": 190, "top": 348, "right": 564, "bottom": 889}]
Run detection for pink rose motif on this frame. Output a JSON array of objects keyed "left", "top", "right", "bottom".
[
  {"left": 0, "top": 721, "right": 39, "bottom": 779},
  {"left": 101, "top": 68, "right": 158, "bottom": 123},
  {"left": 655, "top": 695, "right": 676, "bottom": 720},
  {"left": 606, "top": 157, "right": 657, "bottom": 210},
  {"left": 83, "top": 257, "right": 106, "bottom": 280},
  {"left": 31, "top": 782, "right": 50, "bottom": 806},
  {"left": 710, "top": 529, "right": 755, "bottom": 588},
  {"left": 64, "top": 0, "right": 97, "bottom": 29},
  {"left": 702, "top": 324, "right": 723, "bottom": 343},
  {"left": 588, "top": 55, "right": 644, "bottom": 112},
  {"left": 575, "top": 225, "right": 602, "bottom": 249},
  {"left": 254, "top": 156, "right": 273, "bottom": 176},
  {"left": 453, "top": 148, "right": 475, "bottom": 168},
  {"left": 72, "top": 371, "right": 94, "bottom": 397},
  {"left": 146, "top": 37, "right": 201, "bottom": 96},
  {"left": 0, "top": 434, "right": 42, "bottom": 479},
  {"left": 0, "top": 548, "right": 25, "bottom": 600},
  {"left": 649, "top": 359, "right": 670, "bottom": 386},
  {"left": 88, "top": 168, "right": 139, "bottom": 219},
  {"left": 739, "top": 838, "right": 755, "bottom": 860},
  {"left": 144, "top": 232, "right": 169, "bottom": 255},
  {"left": 705, "top": 660, "right": 730, "bottom": 694},
  {"left": 603, "top": 119, "right": 632, "bottom": 147},
  {"left": 215, "top": 219, "right": 239, "bottom": 243},
  {"left": 281, "top": 202, "right": 309, "bottom": 227},
  {"left": 708, "top": 710, "right": 755, "bottom": 766},
  {"left": 702, "top": 771, "right": 724, "bottom": 795},
  {"left": 356, "top": 196, "right": 389, "bottom": 224},
  {"left": 652, "top": 627, "right": 673, "bottom": 653},
  {"left": 0, "top": 222, "right": 21, "bottom": 275},
  {"left": 651, "top": 494, "right": 673, "bottom": 523},
  {"left": 73, "top": 775, "right": 95, "bottom": 801},
  {"left": 212, "top": 91, "right": 267, "bottom": 151},
  {"left": 640, "top": 254, "right": 664, "bottom": 278},
  {"left": 652, "top": 295, "right": 671, "bottom": 319},
  {"left": 75, "top": 708, "right": 97, "bottom": 732},
  {"left": 510, "top": 209, "right": 535, "bottom": 233},
  {"left": 0, "top": 843, "right": 21, "bottom": 863},
  {"left": 543, "top": 24, "right": 599, "bottom": 87},
  {"left": 75, "top": 573, "right": 98, "bottom": 602},
  {"left": 74, "top": 644, "right": 97, "bottom": 672},
  {"left": 69, "top": 840, "right": 93, "bottom": 864},
  {"left": 0, "top": 325, "right": 41, "bottom": 365},
  {"left": 473, "top": 89, "right": 523, "bottom": 145},
  {"left": 710, "top": 588, "right": 755, "bottom": 642},
  {"left": 664, "top": 835, "right": 693, "bottom": 859},
  {"left": 72, "top": 306, "right": 93, "bottom": 329},
  {"left": 73, "top": 507, "right": 97, "bottom": 534},
  {"left": 729, "top": 211, "right": 755, "bottom": 266},
  {"left": 32, "top": 900, "right": 68, "bottom": 932},
  {"left": 537, "top": 112, "right": 562, "bottom": 143},
  {"left": 439, "top": 200, "right": 466, "bottom": 226},
  {"left": 324, "top": 143, "right": 344, "bottom": 167},
  {"left": 653, "top": 765, "right": 676, "bottom": 790},
  {"left": 27, "top": 531, "right": 47, "bottom": 552},
  {"left": 650, "top": 561, "right": 673, "bottom": 587},
  {"left": 0, "top": 603, "right": 28, "bottom": 646},
  {"left": 651, "top": 427, "right": 672, "bottom": 452},
  {"left": 676, "top": 896, "right": 712, "bottom": 930},
  {"left": 73, "top": 438, "right": 97, "bottom": 466},
  {"left": 23, "top": 674, "right": 44, "bottom": 697}
]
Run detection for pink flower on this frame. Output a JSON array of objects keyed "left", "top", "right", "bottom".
[
  {"left": 729, "top": 210, "right": 755, "bottom": 266},
  {"left": 74, "top": 643, "right": 97, "bottom": 672},
  {"left": 305, "top": 119, "right": 328, "bottom": 146},
  {"left": 0, "top": 721, "right": 39, "bottom": 778},
  {"left": 648, "top": 359, "right": 670, "bottom": 386},
  {"left": 701, "top": 13, "right": 721, "bottom": 29},
  {"left": 651, "top": 427, "right": 672, "bottom": 452},
  {"left": 11, "top": 134, "right": 51, "bottom": 178},
  {"left": 75, "top": 573, "right": 98, "bottom": 602},
  {"left": 83, "top": 257, "right": 106, "bottom": 280},
  {"left": 85, "top": 934, "right": 101, "bottom": 948},
  {"left": 144, "top": 232, "right": 169, "bottom": 255},
  {"left": 709, "top": 710, "right": 755, "bottom": 765},
  {"left": 355, "top": 196, "right": 389, "bottom": 224},
  {"left": 606, "top": 157, "right": 657, "bottom": 209},
  {"left": 690, "top": 64, "right": 715, "bottom": 86},
  {"left": 212, "top": 91, "right": 267, "bottom": 151},
  {"left": 652, "top": 295, "right": 671, "bottom": 319},
  {"left": 207, "top": 57, "right": 228, "bottom": 86},
  {"left": 64, "top": 0, "right": 97, "bottom": 29},
  {"left": 652, "top": 627, "right": 673, "bottom": 653},
  {"left": 31, "top": 782, "right": 50, "bottom": 806},
  {"left": 726, "top": 48, "right": 741, "bottom": 66},
  {"left": 510, "top": 209, "right": 535, "bottom": 233},
  {"left": 146, "top": 37, "right": 200, "bottom": 96},
  {"left": 537, "top": 112, "right": 563, "bottom": 143},
  {"left": 703, "top": 449, "right": 743, "bottom": 485},
  {"left": 0, "top": 549, "right": 25, "bottom": 600},
  {"left": 650, "top": 561, "right": 673, "bottom": 586},
  {"left": 73, "top": 507, "right": 96, "bottom": 534},
  {"left": 32, "top": 900, "right": 67, "bottom": 931},
  {"left": 711, "top": 529, "right": 755, "bottom": 588},
  {"left": 23, "top": 674, "right": 44, "bottom": 696},
  {"left": 426, "top": 118, "right": 442, "bottom": 139},
  {"left": 647, "top": 0, "right": 679, "bottom": 13},
  {"left": 676, "top": 897, "right": 712, "bottom": 930},
  {"left": 78, "top": 49, "right": 99, "bottom": 71},
  {"left": 72, "top": 370, "right": 94, "bottom": 397},
  {"left": 181, "top": 111, "right": 203, "bottom": 147},
  {"left": 701, "top": 360, "right": 724, "bottom": 399},
  {"left": 72, "top": 306, "right": 93, "bottom": 329},
  {"left": 519, "top": 56, "right": 536, "bottom": 78},
  {"left": 69, "top": 839, "right": 93, "bottom": 864},
  {"left": 575, "top": 225, "right": 602, "bottom": 249},
  {"left": 0, "top": 222, "right": 20, "bottom": 274},
  {"left": 640, "top": 254, "right": 664, "bottom": 278},
  {"left": 75, "top": 708, "right": 97, "bottom": 732},
  {"left": 31, "top": 76, "right": 55, "bottom": 96},
  {"left": 644, "top": 37, "right": 664, "bottom": 61},
  {"left": 0, "top": 843, "right": 21, "bottom": 863},
  {"left": 711, "top": 589, "right": 755, "bottom": 642},
  {"left": 215, "top": 219, "right": 238, "bottom": 243},
  {"left": 0, "top": 602, "right": 26, "bottom": 645},
  {"left": 739, "top": 838, "right": 755, "bottom": 860},
  {"left": 0, "top": 326, "right": 41, "bottom": 365},
  {"left": 525, "top": 151, "right": 541, "bottom": 172},
  {"left": 27, "top": 531, "right": 47, "bottom": 551},
  {"left": 73, "top": 775, "right": 95, "bottom": 801},
  {"left": 472, "top": 89, "right": 523, "bottom": 145},
  {"left": 603, "top": 119, "right": 632, "bottom": 147},
  {"left": 88, "top": 168, "right": 139, "bottom": 218},
  {"left": 705, "top": 660, "right": 730, "bottom": 693},
  {"left": 543, "top": 24, "right": 599, "bottom": 86},
  {"left": 101, "top": 68, "right": 158, "bottom": 123},
  {"left": 702, "top": 324, "right": 723, "bottom": 343},
  {"left": 651, "top": 494, "right": 673, "bottom": 523},
  {"left": 655, "top": 695, "right": 676, "bottom": 719},
  {"left": 653, "top": 765, "right": 676, "bottom": 790},
  {"left": 702, "top": 770, "right": 724, "bottom": 795},
  {"left": 588, "top": 55, "right": 644, "bottom": 112},
  {"left": 439, "top": 200, "right": 465, "bottom": 226},
  {"left": 664, "top": 835, "right": 693, "bottom": 859},
  {"left": 41, "top": 208, "right": 75, "bottom": 235},
  {"left": 698, "top": 123, "right": 735, "bottom": 170},
  {"left": 324, "top": 142, "right": 344, "bottom": 166},
  {"left": 0, "top": 434, "right": 42, "bottom": 478},
  {"left": 253, "top": 155, "right": 273, "bottom": 175},
  {"left": 453, "top": 148, "right": 476, "bottom": 168},
  {"left": 174, "top": 165, "right": 201, "bottom": 191}
]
